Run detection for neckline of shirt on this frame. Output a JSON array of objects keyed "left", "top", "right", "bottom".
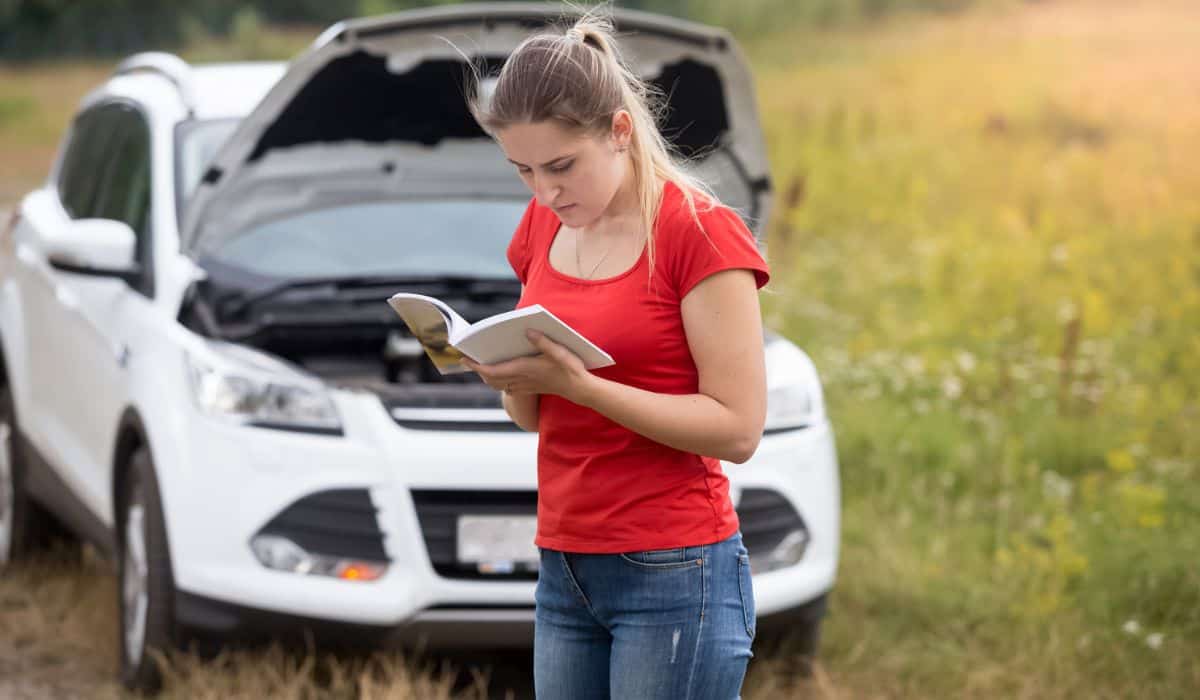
[{"left": 543, "top": 220, "right": 649, "bottom": 286}]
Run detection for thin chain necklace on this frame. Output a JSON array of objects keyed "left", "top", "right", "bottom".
[{"left": 575, "top": 228, "right": 615, "bottom": 280}]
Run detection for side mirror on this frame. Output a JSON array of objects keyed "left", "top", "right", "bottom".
[{"left": 44, "top": 218, "right": 140, "bottom": 285}]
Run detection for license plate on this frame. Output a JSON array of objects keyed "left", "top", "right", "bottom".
[{"left": 456, "top": 515, "right": 539, "bottom": 574}]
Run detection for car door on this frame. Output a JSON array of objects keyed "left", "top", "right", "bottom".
[
  {"left": 14, "top": 103, "right": 123, "bottom": 491},
  {"left": 51, "top": 103, "right": 158, "bottom": 520},
  {"left": 14, "top": 101, "right": 153, "bottom": 522}
]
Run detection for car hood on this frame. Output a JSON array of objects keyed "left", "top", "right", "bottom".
[{"left": 180, "top": 2, "right": 773, "bottom": 258}]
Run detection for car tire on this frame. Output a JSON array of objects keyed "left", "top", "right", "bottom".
[
  {"left": 117, "top": 446, "right": 178, "bottom": 693},
  {"left": 0, "top": 383, "right": 75, "bottom": 570}
]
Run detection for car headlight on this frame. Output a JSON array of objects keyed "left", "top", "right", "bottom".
[
  {"left": 764, "top": 334, "right": 825, "bottom": 433},
  {"left": 765, "top": 383, "right": 816, "bottom": 432},
  {"left": 185, "top": 341, "right": 342, "bottom": 434}
]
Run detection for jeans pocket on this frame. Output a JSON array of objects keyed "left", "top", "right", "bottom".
[
  {"left": 737, "top": 553, "right": 756, "bottom": 640},
  {"left": 619, "top": 546, "right": 699, "bottom": 569}
]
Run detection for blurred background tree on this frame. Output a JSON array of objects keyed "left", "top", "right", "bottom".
[{"left": 0, "top": 0, "right": 979, "bottom": 61}]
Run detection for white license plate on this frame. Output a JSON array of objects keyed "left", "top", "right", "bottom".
[{"left": 456, "top": 516, "right": 539, "bottom": 573}]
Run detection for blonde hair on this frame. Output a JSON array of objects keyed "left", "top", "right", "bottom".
[{"left": 468, "top": 6, "right": 717, "bottom": 276}]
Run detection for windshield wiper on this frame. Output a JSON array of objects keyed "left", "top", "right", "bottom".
[{"left": 219, "top": 274, "right": 520, "bottom": 319}]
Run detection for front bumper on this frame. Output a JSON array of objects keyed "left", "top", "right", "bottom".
[{"left": 160, "top": 391, "right": 839, "bottom": 643}]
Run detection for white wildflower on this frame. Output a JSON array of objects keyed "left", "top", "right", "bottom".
[
  {"left": 1122, "top": 619, "right": 1141, "bottom": 636},
  {"left": 955, "top": 350, "right": 977, "bottom": 374},
  {"left": 942, "top": 375, "right": 963, "bottom": 399},
  {"left": 1041, "top": 470, "right": 1074, "bottom": 503},
  {"left": 1145, "top": 633, "right": 1164, "bottom": 650}
]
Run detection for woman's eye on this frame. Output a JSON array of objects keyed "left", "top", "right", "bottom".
[{"left": 549, "top": 161, "right": 573, "bottom": 174}]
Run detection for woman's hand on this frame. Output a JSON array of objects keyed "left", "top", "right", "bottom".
[{"left": 462, "top": 330, "right": 596, "bottom": 405}]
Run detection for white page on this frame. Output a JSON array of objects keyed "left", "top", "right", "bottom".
[{"left": 453, "top": 304, "right": 614, "bottom": 369}]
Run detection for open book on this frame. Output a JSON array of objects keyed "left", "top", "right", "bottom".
[{"left": 386, "top": 293, "right": 615, "bottom": 375}]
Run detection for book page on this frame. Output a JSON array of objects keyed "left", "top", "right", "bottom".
[{"left": 386, "top": 294, "right": 471, "bottom": 374}]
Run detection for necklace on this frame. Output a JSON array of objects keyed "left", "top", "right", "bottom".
[{"left": 575, "top": 228, "right": 615, "bottom": 280}]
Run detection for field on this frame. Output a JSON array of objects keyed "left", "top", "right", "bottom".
[{"left": 1, "top": 0, "right": 1197, "bottom": 697}]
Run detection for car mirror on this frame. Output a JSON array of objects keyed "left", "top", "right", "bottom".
[{"left": 44, "top": 218, "right": 140, "bottom": 283}]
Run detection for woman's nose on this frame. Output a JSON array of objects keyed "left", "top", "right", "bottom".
[
  {"left": 531, "top": 175, "right": 560, "bottom": 206},
  {"left": 537, "top": 186, "right": 562, "bottom": 208}
]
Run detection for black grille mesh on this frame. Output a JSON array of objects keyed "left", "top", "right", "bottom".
[{"left": 256, "top": 489, "right": 388, "bottom": 562}]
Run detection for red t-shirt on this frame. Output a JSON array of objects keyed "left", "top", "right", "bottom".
[{"left": 507, "top": 180, "right": 770, "bottom": 553}]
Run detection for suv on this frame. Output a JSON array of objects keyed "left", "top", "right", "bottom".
[{"left": 0, "top": 4, "right": 839, "bottom": 691}]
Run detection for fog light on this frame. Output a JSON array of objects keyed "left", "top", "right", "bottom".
[
  {"left": 250, "top": 535, "right": 387, "bottom": 582},
  {"left": 749, "top": 530, "right": 810, "bottom": 575}
]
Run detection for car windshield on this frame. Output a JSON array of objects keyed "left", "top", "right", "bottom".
[
  {"left": 205, "top": 199, "right": 527, "bottom": 280},
  {"left": 176, "top": 118, "right": 239, "bottom": 206}
]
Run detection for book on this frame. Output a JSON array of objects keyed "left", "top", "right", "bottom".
[{"left": 386, "top": 293, "right": 615, "bottom": 375}]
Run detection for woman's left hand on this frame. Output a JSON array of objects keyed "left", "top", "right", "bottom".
[{"left": 462, "top": 330, "right": 595, "bottom": 405}]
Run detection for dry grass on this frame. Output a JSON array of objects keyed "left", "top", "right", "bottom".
[
  {"left": 0, "top": 547, "right": 121, "bottom": 699},
  {"left": 0, "top": 548, "right": 827, "bottom": 699}
]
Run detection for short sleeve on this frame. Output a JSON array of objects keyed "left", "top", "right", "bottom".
[
  {"left": 506, "top": 197, "right": 538, "bottom": 284},
  {"left": 665, "top": 201, "right": 770, "bottom": 299}
]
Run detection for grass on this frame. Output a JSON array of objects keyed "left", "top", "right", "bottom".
[
  {"left": 753, "top": 0, "right": 1199, "bottom": 696},
  {"left": 1, "top": 0, "right": 1198, "bottom": 696}
]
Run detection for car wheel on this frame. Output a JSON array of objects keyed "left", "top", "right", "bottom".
[
  {"left": 118, "top": 446, "right": 177, "bottom": 692},
  {"left": 0, "top": 384, "right": 67, "bottom": 570}
]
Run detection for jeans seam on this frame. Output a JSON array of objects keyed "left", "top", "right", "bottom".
[
  {"left": 738, "top": 554, "right": 756, "bottom": 641},
  {"left": 684, "top": 546, "right": 709, "bottom": 700},
  {"left": 557, "top": 552, "right": 611, "bottom": 632},
  {"left": 616, "top": 553, "right": 704, "bottom": 570}
]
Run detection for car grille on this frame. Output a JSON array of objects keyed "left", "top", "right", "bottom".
[
  {"left": 410, "top": 490, "right": 538, "bottom": 581},
  {"left": 383, "top": 384, "right": 520, "bottom": 431},
  {"left": 256, "top": 489, "right": 389, "bottom": 562},
  {"left": 735, "top": 488, "right": 808, "bottom": 556}
]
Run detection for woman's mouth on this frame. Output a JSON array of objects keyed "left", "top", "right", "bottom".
[{"left": 553, "top": 204, "right": 576, "bottom": 214}]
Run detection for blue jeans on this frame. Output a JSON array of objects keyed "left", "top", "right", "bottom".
[{"left": 533, "top": 531, "right": 756, "bottom": 699}]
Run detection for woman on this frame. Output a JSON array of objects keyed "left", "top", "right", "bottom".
[{"left": 461, "top": 10, "right": 770, "bottom": 699}]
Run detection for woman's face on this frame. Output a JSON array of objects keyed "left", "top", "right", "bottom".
[{"left": 494, "top": 114, "right": 632, "bottom": 227}]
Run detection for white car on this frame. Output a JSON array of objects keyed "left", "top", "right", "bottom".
[{"left": 0, "top": 3, "right": 839, "bottom": 691}]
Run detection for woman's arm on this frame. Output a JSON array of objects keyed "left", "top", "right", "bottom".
[
  {"left": 502, "top": 390, "right": 539, "bottom": 432},
  {"left": 466, "top": 269, "right": 766, "bottom": 463},
  {"left": 572, "top": 269, "right": 766, "bottom": 463}
]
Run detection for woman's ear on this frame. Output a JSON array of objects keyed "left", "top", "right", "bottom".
[{"left": 610, "top": 110, "right": 633, "bottom": 152}]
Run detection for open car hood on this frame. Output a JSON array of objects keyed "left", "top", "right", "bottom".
[{"left": 181, "top": 2, "right": 773, "bottom": 257}]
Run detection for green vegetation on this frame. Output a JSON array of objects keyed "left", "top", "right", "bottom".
[{"left": 753, "top": 0, "right": 1199, "bottom": 695}]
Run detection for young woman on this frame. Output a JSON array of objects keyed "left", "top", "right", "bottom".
[{"left": 460, "top": 10, "right": 771, "bottom": 699}]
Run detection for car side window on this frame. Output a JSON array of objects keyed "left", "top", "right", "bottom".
[
  {"left": 92, "top": 105, "right": 155, "bottom": 297},
  {"left": 57, "top": 105, "right": 123, "bottom": 219},
  {"left": 94, "top": 107, "right": 152, "bottom": 246}
]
